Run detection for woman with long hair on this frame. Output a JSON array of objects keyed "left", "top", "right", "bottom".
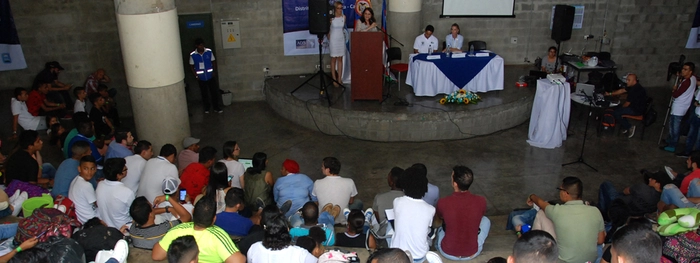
[
  {"left": 246, "top": 214, "right": 317, "bottom": 263},
  {"left": 244, "top": 152, "right": 274, "bottom": 210},
  {"left": 219, "top": 140, "right": 245, "bottom": 188},
  {"left": 199, "top": 162, "right": 230, "bottom": 214},
  {"left": 356, "top": 7, "right": 377, "bottom": 32}
]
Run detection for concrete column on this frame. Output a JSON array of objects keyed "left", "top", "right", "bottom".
[
  {"left": 114, "top": 0, "right": 189, "bottom": 152},
  {"left": 387, "top": 0, "right": 422, "bottom": 62}
]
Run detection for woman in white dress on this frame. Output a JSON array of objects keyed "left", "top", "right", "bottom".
[{"left": 328, "top": 1, "right": 346, "bottom": 87}]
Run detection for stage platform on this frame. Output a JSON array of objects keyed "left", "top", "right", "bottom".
[{"left": 264, "top": 65, "right": 536, "bottom": 142}]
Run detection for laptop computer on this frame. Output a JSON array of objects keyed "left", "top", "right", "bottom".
[
  {"left": 576, "top": 83, "right": 595, "bottom": 97},
  {"left": 238, "top": 158, "right": 254, "bottom": 171}
]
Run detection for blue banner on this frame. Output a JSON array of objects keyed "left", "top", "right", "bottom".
[
  {"left": 687, "top": 0, "right": 700, "bottom": 48},
  {"left": 0, "top": 0, "right": 26, "bottom": 71},
  {"left": 282, "top": 0, "right": 360, "bottom": 56}
]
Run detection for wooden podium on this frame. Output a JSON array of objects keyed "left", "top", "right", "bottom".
[{"left": 350, "top": 32, "right": 383, "bottom": 101}]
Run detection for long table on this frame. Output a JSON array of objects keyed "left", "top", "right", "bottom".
[{"left": 406, "top": 52, "right": 504, "bottom": 96}]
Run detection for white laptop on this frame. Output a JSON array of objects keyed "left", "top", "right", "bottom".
[
  {"left": 576, "top": 83, "right": 595, "bottom": 97},
  {"left": 238, "top": 158, "right": 254, "bottom": 171}
]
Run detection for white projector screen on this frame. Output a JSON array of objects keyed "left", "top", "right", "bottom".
[{"left": 441, "top": 0, "right": 516, "bottom": 17}]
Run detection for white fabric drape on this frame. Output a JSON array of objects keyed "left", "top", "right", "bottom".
[{"left": 527, "top": 79, "right": 571, "bottom": 149}]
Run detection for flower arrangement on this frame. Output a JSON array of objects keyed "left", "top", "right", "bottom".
[{"left": 439, "top": 89, "right": 481, "bottom": 105}]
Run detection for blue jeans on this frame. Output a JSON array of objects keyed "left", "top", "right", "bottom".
[
  {"left": 506, "top": 209, "right": 537, "bottom": 230},
  {"left": 667, "top": 115, "right": 683, "bottom": 148},
  {"left": 684, "top": 113, "right": 700, "bottom": 154},
  {"left": 41, "top": 163, "right": 56, "bottom": 179},
  {"left": 436, "top": 216, "right": 491, "bottom": 260},
  {"left": 597, "top": 181, "right": 620, "bottom": 216},
  {"left": 660, "top": 179, "right": 700, "bottom": 208},
  {"left": 0, "top": 222, "right": 18, "bottom": 240},
  {"left": 612, "top": 107, "right": 638, "bottom": 130},
  {"left": 289, "top": 211, "right": 335, "bottom": 228}
]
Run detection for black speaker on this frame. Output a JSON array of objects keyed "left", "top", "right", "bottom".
[
  {"left": 309, "top": 0, "right": 330, "bottom": 35},
  {"left": 551, "top": 5, "right": 575, "bottom": 43}
]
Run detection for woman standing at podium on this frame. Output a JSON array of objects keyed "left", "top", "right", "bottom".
[
  {"left": 444, "top": 23, "right": 463, "bottom": 52},
  {"left": 329, "top": 1, "right": 347, "bottom": 87},
  {"left": 356, "top": 7, "right": 378, "bottom": 32}
]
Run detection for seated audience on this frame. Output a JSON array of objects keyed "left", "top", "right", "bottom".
[
  {"left": 529, "top": 177, "right": 605, "bottom": 263},
  {"left": 63, "top": 112, "right": 94, "bottom": 158},
  {"left": 48, "top": 122, "right": 66, "bottom": 148},
  {"left": 96, "top": 158, "right": 135, "bottom": 229},
  {"left": 413, "top": 25, "right": 438, "bottom": 54},
  {"left": 73, "top": 86, "right": 87, "bottom": 113},
  {"left": 122, "top": 140, "right": 153, "bottom": 193},
  {"left": 444, "top": 23, "right": 463, "bottom": 51},
  {"left": 367, "top": 248, "right": 412, "bottom": 263},
  {"left": 84, "top": 68, "right": 112, "bottom": 96},
  {"left": 33, "top": 61, "right": 72, "bottom": 107},
  {"left": 246, "top": 214, "right": 317, "bottom": 263},
  {"left": 273, "top": 159, "right": 316, "bottom": 217},
  {"left": 219, "top": 141, "right": 245, "bottom": 188},
  {"left": 508, "top": 230, "right": 558, "bottom": 263},
  {"left": 167, "top": 235, "right": 199, "bottom": 263},
  {"left": 11, "top": 87, "right": 47, "bottom": 133},
  {"left": 243, "top": 152, "right": 275, "bottom": 210},
  {"left": 178, "top": 137, "right": 200, "bottom": 173},
  {"left": 97, "top": 85, "right": 120, "bottom": 127},
  {"left": 181, "top": 146, "right": 217, "bottom": 201},
  {"left": 294, "top": 235, "right": 324, "bottom": 258},
  {"left": 657, "top": 153, "right": 700, "bottom": 211},
  {"left": 27, "top": 78, "right": 66, "bottom": 117},
  {"left": 541, "top": 46, "right": 559, "bottom": 73},
  {"left": 390, "top": 166, "right": 435, "bottom": 262},
  {"left": 89, "top": 93, "right": 114, "bottom": 139},
  {"left": 129, "top": 193, "right": 192, "bottom": 249},
  {"left": 214, "top": 188, "right": 255, "bottom": 237},
  {"left": 4, "top": 130, "right": 54, "bottom": 185},
  {"left": 610, "top": 224, "right": 662, "bottom": 263},
  {"left": 198, "top": 162, "right": 230, "bottom": 213},
  {"left": 106, "top": 129, "right": 134, "bottom": 159},
  {"left": 72, "top": 217, "right": 125, "bottom": 262},
  {"left": 373, "top": 167, "right": 404, "bottom": 224},
  {"left": 67, "top": 119, "right": 104, "bottom": 164},
  {"left": 53, "top": 141, "right": 92, "bottom": 197},
  {"left": 289, "top": 201, "right": 337, "bottom": 246},
  {"left": 436, "top": 165, "right": 490, "bottom": 260},
  {"left": 152, "top": 198, "right": 245, "bottom": 263},
  {"left": 412, "top": 163, "right": 439, "bottom": 207},
  {"left": 506, "top": 198, "right": 538, "bottom": 237},
  {"left": 335, "top": 209, "right": 375, "bottom": 249},
  {"left": 137, "top": 144, "right": 178, "bottom": 203},
  {"left": 312, "top": 157, "right": 360, "bottom": 224},
  {"left": 69, "top": 156, "right": 98, "bottom": 224},
  {"left": 236, "top": 204, "right": 283, "bottom": 256},
  {"left": 0, "top": 237, "right": 39, "bottom": 262}
]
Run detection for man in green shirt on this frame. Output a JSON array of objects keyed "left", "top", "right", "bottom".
[{"left": 529, "top": 177, "right": 605, "bottom": 263}]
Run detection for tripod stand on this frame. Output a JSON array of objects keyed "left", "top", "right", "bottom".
[
  {"left": 291, "top": 35, "right": 346, "bottom": 106},
  {"left": 563, "top": 94, "right": 598, "bottom": 172}
]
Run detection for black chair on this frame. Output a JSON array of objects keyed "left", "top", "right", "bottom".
[
  {"left": 467, "top": 40, "right": 487, "bottom": 51},
  {"left": 386, "top": 47, "right": 408, "bottom": 91},
  {"left": 621, "top": 97, "right": 654, "bottom": 140}
]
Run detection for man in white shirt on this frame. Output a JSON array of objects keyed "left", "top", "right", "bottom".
[
  {"left": 69, "top": 155, "right": 99, "bottom": 224},
  {"left": 96, "top": 158, "right": 136, "bottom": 229},
  {"left": 390, "top": 166, "right": 435, "bottom": 262},
  {"left": 413, "top": 25, "right": 439, "bottom": 54},
  {"left": 73, "top": 87, "right": 87, "bottom": 113},
  {"left": 122, "top": 140, "right": 153, "bottom": 193},
  {"left": 312, "top": 157, "right": 359, "bottom": 225},
  {"left": 11, "top": 87, "right": 46, "bottom": 136},
  {"left": 137, "top": 144, "right": 178, "bottom": 202},
  {"left": 664, "top": 62, "right": 697, "bottom": 153}
]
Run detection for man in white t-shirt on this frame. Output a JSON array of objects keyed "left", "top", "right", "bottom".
[
  {"left": 11, "top": 88, "right": 46, "bottom": 136},
  {"left": 137, "top": 144, "right": 178, "bottom": 203},
  {"left": 312, "top": 157, "right": 359, "bottom": 224},
  {"left": 664, "top": 62, "right": 697, "bottom": 153},
  {"left": 413, "top": 25, "right": 439, "bottom": 54},
  {"left": 69, "top": 155, "right": 99, "bottom": 224},
  {"left": 390, "top": 166, "right": 435, "bottom": 262},
  {"left": 96, "top": 158, "right": 136, "bottom": 229},
  {"left": 122, "top": 140, "right": 153, "bottom": 193},
  {"left": 73, "top": 87, "right": 87, "bottom": 113}
]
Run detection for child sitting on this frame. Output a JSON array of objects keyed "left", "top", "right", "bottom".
[{"left": 335, "top": 209, "right": 376, "bottom": 249}]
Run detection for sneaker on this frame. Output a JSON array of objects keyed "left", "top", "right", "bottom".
[
  {"left": 665, "top": 166, "right": 676, "bottom": 180},
  {"left": 663, "top": 146, "right": 676, "bottom": 153},
  {"left": 621, "top": 129, "right": 628, "bottom": 134},
  {"left": 364, "top": 208, "right": 374, "bottom": 224},
  {"left": 627, "top": 126, "right": 636, "bottom": 138},
  {"left": 255, "top": 197, "right": 265, "bottom": 211},
  {"left": 111, "top": 239, "right": 129, "bottom": 263},
  {"left": 216, "top": 109, "right": 223, "bottom": 114},
  {"left": 8, "top": 190, "right": 20, "bottom": 204},
  {"left": 676, "top": 153, "right": 690, "bottom": 158},
  {"left": 644, "top": 212, "right": 658, "bottom": 224},
  {"left": 204, "top": 111, "right": 210, "bottom": 114},
  {"left": 11, "top": 192, "right": 28, "bottom": 217},
  {"left": 279, "top": 200, "right": 293, "bottom": 215},
  {"left": 342, "top": 208, "right": 351, "bottom": 220}
]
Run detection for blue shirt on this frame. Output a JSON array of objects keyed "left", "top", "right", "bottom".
[
  {"left": 105, "top": 141, "right": 133, "bottom": 159},
  {"left": 273, "top": 173, "right": 317, "bottom": 217},
  {"left": 51, "top": 158, "right": 80, "bottom": 197},
  {"left": 445, "top": 34, "right": 464, "bottom": 50},
  {"left": 290, "top": 225, "right": 336, "bottom": 246},
  {"left": 189, "top": 48, "right": 215, "bottom": 81},
  {"left": 214, "top": 211, "right": 253, "bottom": 236},
  {"left": 68, "top": 134, "right": 103, "bottom": 164}
]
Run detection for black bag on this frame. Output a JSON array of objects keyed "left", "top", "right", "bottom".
[
  {"left": 644, "top": 105, "right": 657, "bottom": 127},
  {"left": 72, "top": 224, "right": 124, "bottom": 262},
  {"left": 35, "top": 236, "right": 86, "bottom": 263},
  {"left": 601, "top": 108, "right": 616, "bottom": 129}
]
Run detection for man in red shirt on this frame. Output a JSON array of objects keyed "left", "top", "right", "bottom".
[
  {"left": 435, "top": 165, "right": 489, "bottom": 260},
  {"left": 27, "top": 79, "right": 65, "bottom": 117},
  {"left": 658, "top": 152, "right": 700, "bottom": 211},
  {"left": 180, "top": 146, "right": 217, "bottom": 198}
]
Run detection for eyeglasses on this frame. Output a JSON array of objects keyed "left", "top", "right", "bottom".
[{"left": 556, "top": 187, "right": 568, "bottom": 194}]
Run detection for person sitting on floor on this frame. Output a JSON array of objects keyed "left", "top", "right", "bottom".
[
  {"left": 181, "top": 146, "right": 217, "bottom": 199},
  {"left": 167, "top": 235, "right": 199, "bottom": 263},
  {"left": 335, "top": 209, "right": 376, "bottom": 249},
  {"left": 11, "top": 87, "right": 47, "bottom": 134},
  {"left": 129, "top": 193, "right": 192, "bottom": 250},
  {"left": 273, "top": 159, "right": 316, "bottom": 217},
  {"left": 412, "top": 163, "right": 439, "bottom": 207},
  {"left": 122, "top": 140, "right": 153, "bottom": 194},
  {"left": 214, "top": 188, "right": 257, "bottom": 238},
  {"left": 4, "top": 130, "right": 54, "bottom": 185},
  {"left": 373, "top": 167, "right": 404, "bottom": 223},
  {"left": 178, "top": 137, "right": 200, "bottom": 174},
  {"left": 289, "top": 201, "right": 337, "bottom": 246},
  {"left": 390, "top": 166, "right": 436, "bottom": 262},
  {"left": 96, "top": 158, "right": 135, "bottom": 229},
  {"left": 312, "top": 157, "right": 360, "bottom": 225},
  {"left": 508, "top": 230, "right": 558, "bottom": 263},
  {"left": 69, "top": 156, "right": 98, "bottom": 224},
  {"left": 246, "top": 214, "right": 317, "bottom": 263},
  {"left": 657, "top": 153, "right": 700, "bottom": 212},
  {"left": 53, "top": 141, "right": 92, "bottom": 198},
  {"left": 106, "top": 129, "right": 134, "bottom": 159}
]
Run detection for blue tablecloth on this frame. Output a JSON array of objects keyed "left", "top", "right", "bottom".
[
  {"left": 412, "top": 53, "right": 495, "bottom": 88},
  {"left": 406, "top": 53, "right": 504, "bottom": 96}
]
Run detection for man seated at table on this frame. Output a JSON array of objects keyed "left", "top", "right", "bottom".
[
  {"left": 609, "top": 73, "right": 647, "bottom": 138},
  {"left": 413, "top": 25, "right": 439, "bottom": 54}
]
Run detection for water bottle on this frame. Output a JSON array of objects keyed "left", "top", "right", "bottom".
[
  {"left": 469, "top": 45, "right": 474, "bottom": 55},
  {"left": 446, "top": 44, "right": 451, "bottom": 56},
  {"left": 428, "top": 44, "right": 433, "bottom": 54}
]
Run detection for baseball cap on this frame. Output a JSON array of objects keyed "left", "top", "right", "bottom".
[
  {"left": 162, "top": 177, "right": 181, "bottom": 195},
  {"left": 643, "top": 169, "right": 672, "bottom": 186},
  {"left": 46, "top": 61, "right": 64, "bottom": 70},
  {"left": 283, "top": 159, "right": 300, "bottom": 174},
  {"left": 182, "top": 137, "right": 200, "bottom": 149}
]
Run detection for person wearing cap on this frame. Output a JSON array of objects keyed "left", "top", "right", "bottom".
[
  {"left": 178, "top": 137, "right": 200, "bottom": 174},
  {"left": 129, "top": 177, "right": 192, "bottom": 250},
  {"left": 657, "top": 152, "right": 700, "bottom": 212},
  {"left": 32, "top": 61, "right": 73, "bottom": 108},
  {"left": 596, "top": 169, "right": 670, "bottom": 240},
  {"left": 273, "top": 159, "right": 317, "bottom": 218},
  {"left": 122, "top": 140, "right": 153, "bottom": 193},
  {"left": 96, "top": 158, "right": 136, "bottom": 229},
  {"left": 138, "top": 144, "right": 179, "bottom": 203},
  {"left": 180, "top": 146, "right": 217, "bottom": 198}
]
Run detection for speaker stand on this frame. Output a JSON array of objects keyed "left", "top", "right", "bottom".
[{"left": 291, "top": 36, "right": 346, "bottom": 106}]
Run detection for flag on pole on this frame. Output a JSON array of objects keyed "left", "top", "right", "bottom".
[
  {"left": 382, "top": 0, "right": 388, "bottom": 45},
  {"left": 686, "top": 0, "right": 700, "bottom": 48},
  {"left": 0, "top": 0, "right": 27, "bottom": 71}
]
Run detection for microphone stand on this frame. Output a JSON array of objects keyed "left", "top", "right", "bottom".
[
  {"left": 377, "top": 26, "right": 404, "bottom": 103},
  {"left": 563, "top": 92, "right": 598, "bottom": 172}
]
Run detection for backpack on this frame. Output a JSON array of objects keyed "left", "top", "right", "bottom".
[
  {"left": 15, "top": 207, "right": 81, "bottom": 245},
  {"left": 601, "top": 108, "right": 616, "bottom": 129},
  {"left": 662, "top": 231, "right": 700, "bottom": 262},
  {"left": 645, "top": 105, "right": 657, "bottom": 127},
  {"left": 53, "top": 195, "right": 77, "bottom": 222}
]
